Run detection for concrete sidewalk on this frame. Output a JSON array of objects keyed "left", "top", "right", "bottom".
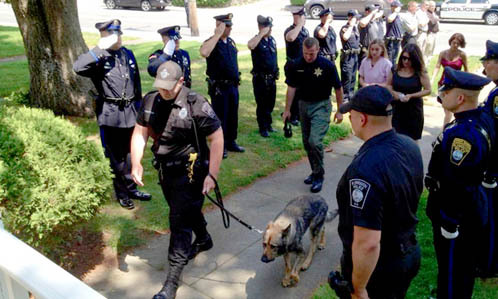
[{"left": 83, "top": 104, "right": 449, "bottom": 299}]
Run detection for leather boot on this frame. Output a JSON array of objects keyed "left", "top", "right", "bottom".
[{"left": 152, "top": 265, "right": 184, "bottom": 299}]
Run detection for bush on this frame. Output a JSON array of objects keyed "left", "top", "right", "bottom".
[
  {"left": 0, "top": 104, "right": 112, "bottom": 259},
  {"left": 290, "top": 0, "right": 305, "bottom": 5}
]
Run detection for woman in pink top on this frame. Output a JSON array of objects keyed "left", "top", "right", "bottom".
[{"left": 359, "top": 39, "right": 393, "bottom": 87}]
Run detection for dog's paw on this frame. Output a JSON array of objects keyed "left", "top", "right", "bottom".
[
  {"left": 281, "top": 276, "right": 292, "bottom": 288},
  {"left": 289, "top": 273, "right": 300, "bottom": 286},
  {"left": 301, "top": 261, "right": 311, "bottom": 271},
  {"left": 317, "top": 243, "right": 325, "bottom": 250}
]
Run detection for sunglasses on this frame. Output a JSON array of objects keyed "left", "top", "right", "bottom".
[{"left": 401, "top": 56, "right": 411, "bottom": 61}]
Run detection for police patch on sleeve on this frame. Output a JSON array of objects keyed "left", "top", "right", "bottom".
[
  {"left": 349, "top": 179, "right": 371, "bottom": 210},
  {"left": 202, "top": 102, "right": 217, "bottom": 119},
  {"left": 450, "top": 138, "right": 471, "bottom": 166},
  {"left": 493, "top": 96, "right": 498, "bottom": 118}
]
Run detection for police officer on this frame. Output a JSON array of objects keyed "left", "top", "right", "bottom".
[
  {"left": 248, "top": 15, "right": 279, "bottom": 138},
  {"left": 480, "top": 39, "right": 498, "bottom": 277},
  {"left": 401, "top": 1, "right": 419, "bottom": 49},
  {"left": 285, "top": 7, "right": 309, "bottom": 126},
  {"left": 359, "top": 5, "right": 383, "bottom": 68},
  {"left": 131, "top": 61, "right": 223, "bottom": 299},
  {"left": 73, "top": 19, "right": 151, "bottom": 210},
  {"left": 426, "top": 67, "right": 494, "bottom": 299},
  {"left": 200, "top": 13, "right": 244, "bottom": 159},
  {"left": 148, "top": 25, "right": 191, "bottom": 88},
  {"left": 314, "top": 8, "right": 337, "bottom": 62},
  {"left": 385, "top": 1, "right": 403, "bottom": 66},
  {"left": 282, "top": 37, "right": 343, "bottom": 193},
  {"left": 340, "top": 10, "right": 361, "bottom": 103},
  {"left": 334, "top": 85, "right": 423, "bottom": 299}
]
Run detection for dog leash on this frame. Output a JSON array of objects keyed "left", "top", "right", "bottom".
[{"left": 205, "top": 174, "right": 264, "bottom": 234}]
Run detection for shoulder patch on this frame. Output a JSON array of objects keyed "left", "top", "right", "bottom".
[
  {"left": 349, "top": 179, "right": 371, "bottom": 210},
  {"left": 202, "top": 101, "right": 217, "bottom": 119},
  {"left": 450, "top": 138, "right": 471, "bottom": 166},
  {"left": 493, "top": 96, "right": 498, "bottom": 118}
]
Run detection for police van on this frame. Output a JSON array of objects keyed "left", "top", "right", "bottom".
[{"left": 436, "top": 0, "right": 498, "bottom": 25}]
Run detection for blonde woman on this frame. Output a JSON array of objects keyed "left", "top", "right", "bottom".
[{"left": 359, "top": 39, "right": 392, "bottom": 87}]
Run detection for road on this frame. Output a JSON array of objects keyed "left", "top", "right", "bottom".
[{"left": 0, "top": 0, "right": 496, "bottom": 56}]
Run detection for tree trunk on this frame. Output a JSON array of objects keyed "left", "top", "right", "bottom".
[
  {"left": 189, "top": 0, "right": 199, "bottom": 37},
  {"left": 10, "top": 0, "right": 94, "bottom": 117}
]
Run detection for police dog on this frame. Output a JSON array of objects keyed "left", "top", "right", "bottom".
[{"left": 261, "top": 195, "right": 337, "bottom": 287}]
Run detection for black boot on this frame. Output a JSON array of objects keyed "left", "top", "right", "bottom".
[
  {"left": 188, "top": 233, "right": 213, "bottom": 260},
  {"left": 152, "top": 265, "right": 183, "bottom": 299}
]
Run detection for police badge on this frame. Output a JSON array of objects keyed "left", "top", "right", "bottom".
[
  {"left": 450, "top": 138, "right": 471, "bottom": 166},
  {"left": 494, "top": 96, "right": 498, "bottom": 118}
]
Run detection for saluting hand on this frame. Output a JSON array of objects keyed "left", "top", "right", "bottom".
[
  {"left": 163, "top": 39, "right": 176, "bottom": 56},
  {"left": 214, "top": 22, "right": 226, "bottom": 37},
  {"left": 333, "top": 112, "right": 343, "bottom": 124},
  {"left": 97, "top": 33, "right": 118, "bottom": 50},
  {"left": 203, "top": 175, "right": 215, "bottom": 195},
  {"left": 259, "top": 26, "right": 270, "bottom": 36},
  {"left": 131, "top": 163, "right": 144, "bottom": 187}
]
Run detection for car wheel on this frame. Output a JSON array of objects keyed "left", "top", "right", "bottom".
[
  {"left": 484, "top": 12, "right": 498, "bottom": 25},
  {"left": 105, "top": 0, "right": 116, "bottom": 9},
  {"left": 141, "top": 0, "right": 152, "bottom": 11},
  {"left": 157, "top": 6, "right": 166, "bottom": 11},
  {"left": 309, "top": 5, "right": 324, "bottom": 19}
]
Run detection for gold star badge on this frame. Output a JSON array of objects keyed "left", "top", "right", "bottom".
[{"left": 314, "top": 67, "right": 323, "bottom": 77}]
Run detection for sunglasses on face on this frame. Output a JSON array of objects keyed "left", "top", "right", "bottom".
[{"left": 401, "top": 56, "right": 411, "bottom": 61}]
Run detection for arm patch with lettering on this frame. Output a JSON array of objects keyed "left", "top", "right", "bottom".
[{"left": 349, "top": 179, "right": 371, "bottom": 210}]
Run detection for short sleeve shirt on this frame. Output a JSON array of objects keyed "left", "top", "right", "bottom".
[
  {"left": 359, "top": 57, "right": 392, "bottom": 85},
  {"left": 284, "top": 25, "right": 309, "bottom": 60},
  {"left": 205, "top": 37, "right": 239, "bottom": 81}
]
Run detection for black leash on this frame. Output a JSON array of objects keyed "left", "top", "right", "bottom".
[{"left": 205, "top": 173, "right": 263, "bottom": 234}]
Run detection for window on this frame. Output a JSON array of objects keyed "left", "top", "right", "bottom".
[
  {"left": 470, "top": 0, "right": 487, "bottom": 3},
  {"left": 448, "top": 0, "right": 467, "bottom": 3}
]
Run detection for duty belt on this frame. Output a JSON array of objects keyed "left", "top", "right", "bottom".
[
  {"left": 251, "top": 71, "right": 277, "bottom": 80},
  {"left": 104, "top": 96, "right": 134, "bottom": 105},
  {"left": 385, "top": 36, "right": 403, "bottom": 41},
  {"left": 341, "top": 48, "right": 361, "bottom": 55},
  {"left": 323, "top": 53, "right": 337, "bottom": 61},
  {"left": 206, "top": 77, "right": 239, "bottom": 86}
]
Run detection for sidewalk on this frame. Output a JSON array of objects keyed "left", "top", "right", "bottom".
[{"left": 84, "top": 105, "right": 445, "bottom": 299}]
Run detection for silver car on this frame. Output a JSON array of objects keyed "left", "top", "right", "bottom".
[{"left": 304, "top": 0, "right": 393, "bottom": 19}]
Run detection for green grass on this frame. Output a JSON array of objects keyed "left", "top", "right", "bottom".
[
  {"left": 310, "top": 191, "right": 498, "bottom": 299},
  {"left": 0, "top": 26, "right": 25, "bottom": 58}
]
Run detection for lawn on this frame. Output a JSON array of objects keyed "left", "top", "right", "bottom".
[{"left": 310, "top": 191, "right": 498, "bottom": 299}]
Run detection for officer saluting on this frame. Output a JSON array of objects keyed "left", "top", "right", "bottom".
[
  {"left": 385, "top": 1, "right": 403, "bottom": 66},
  {"left": 131, "top": 61, "right": 223, "bottom": 299},
  {"left": 148, "top": 25, "right": 192, "bottom": 88},
  {"left": 340, "top": 10, "right": 361, "bottom": 103},
  {"left": 314, "top": 8, "right": 337, "bottom": 62},
  {"left": 359, "top": 4, "right": 383, "bottom": 68},
  {"left": 426, "top": 67, "right": 494, "bottom": 299},
  {"left": 73, "top": 19, "right": 151, "bottom": 210},
  {"left": 332, "top": 86, "right": 423, "bottom": 299},
  {"left": 247, "top": 15, "right": 279, "bottom": 138},
  {"left": 200, "top": 13, "right": 244, "bottom": 159}
]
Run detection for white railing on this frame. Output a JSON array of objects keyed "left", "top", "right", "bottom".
[{"left": 0, "top": 218, "right": 106, "bottom": 299}]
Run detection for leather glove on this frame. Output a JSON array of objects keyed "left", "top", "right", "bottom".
[
  {"left": 97, "top": 34, "right": 118, "bottom": 50},
  {"left": 163, "top": 39, "right": 176, "bottom": 56}
]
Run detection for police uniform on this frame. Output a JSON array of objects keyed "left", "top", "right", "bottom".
[
  {"left": 205, "top": 13, "right": 244, "bottom": 153},
  {"left": 385, "top": 1, "right": 403, "bottom": 66},
  {"left": 147, "top": 26, "right": 192, "bottom": 88},
  {"left": 314, "top": 8, "right": 337, "bottom": 61},
  {"left": 137, "top": 62, "right": 221, "bottom": 299},
  {"left": 285, "top": 55, "right": 341, "bottom": 192},
  {"left": 359, "top": 5, "right": 379, "bottom": 68},
  {"left": 73, "top": 19, "right": 150, "bottom": 209},
  {"left": 340, "top": 10, "right": 361, "bottom": 102},
  {"left": 250, "top": 15, "right": 279, "bottom": 137},
  {"left": 336, "top": 86, "right": 424, "bottom": 298},
  {"left": 426, "top": 68, "right": 494, "bottom": 298},
  {"left": 285, "top": 7, "right": 309, "bottom": 125}
]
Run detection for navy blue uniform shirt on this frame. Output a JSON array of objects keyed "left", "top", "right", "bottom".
[
  {"left": 205, "top": 37, "right": 239, "bottom": 81},
  {"left": 250, "top": 35, "right": 278, "bottom": 74},
  {"left": 340, "top": 24, "right": 360, "bottom": 50},
  {"left": 285, "top": 56, "right": 342, "bottom": 102},
  {"left": 386, "top": 13, "right": 403, "bottom": 38},
  {"left": 314, "top": 24, "right": 337, "bottom": 57},
  {"left": 147, "top": 49, "right": 192, "bottom": 88},
  {"left": 284, "top": 25, "right": 309, "bottom": 60},
  {"left": 484, "top": 85, "right": 498, "bottom": 177},
  {"left": 337, "top": 130, "right": 424, "bottom": 250}
]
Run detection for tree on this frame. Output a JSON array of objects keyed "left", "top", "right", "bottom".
[{"left": 7, "top": 0, "right": 94, "bottom": 116}]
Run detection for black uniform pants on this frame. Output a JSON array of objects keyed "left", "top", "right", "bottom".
[
  {"left": 340, "top": 244, "right": 421, "bottom": 299},
  {"left": 159, "top": 165, "right": 209, "bottom": 268},
  {"left": 401, "top": 34, "right": 417, "bottom": 50},
  {"left": 209, "top": 83, "right": 239, "bottom": 147},
  {"left": 432, "top": 225, "right": 477, "bottom": 299},
  {"left": 252, "top": 75, "right": 276, "bottom": 131},
  {"left": 386, "top": 39, "right": 401, "bottom": 67},
  {"left": 99, "top": 126, "right": 137, "bottom": 199},
  {"left": 340, "top": 52, "right": 358, "bottom": 102}
]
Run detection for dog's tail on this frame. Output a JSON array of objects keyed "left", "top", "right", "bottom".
[{"left": 325, "top": 209, "right": 339, "bottom": 222}]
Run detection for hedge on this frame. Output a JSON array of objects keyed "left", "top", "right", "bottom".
[{"left": 0, "top": 103, "right": 112, "bottom": 259}]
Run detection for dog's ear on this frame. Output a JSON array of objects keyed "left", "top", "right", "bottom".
[{"left": 282, "top": 224, "right": 291, "bottom": 238}]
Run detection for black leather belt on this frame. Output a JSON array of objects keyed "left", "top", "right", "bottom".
[
  {"left": 385, "top": 36, "right": 402, "bottom": 41},
  {"left": 104, "top": 96, "right": 134, "bottom": 105},
  {"left": 341, "top": 48, "right": 361, "bottom": 55}
]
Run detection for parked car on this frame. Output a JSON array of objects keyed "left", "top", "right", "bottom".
[
  {"left": 436, "top": 0, "right": 498, "bottom": 25},
  {"left": 103, "top": 0, "right": 171, "bottom": 11},
  {"left": 304, "top": 0, "right": 392, "bottom": 19}
]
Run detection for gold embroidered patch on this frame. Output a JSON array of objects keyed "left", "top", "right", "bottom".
[
  {"left": 494, "top": 96, "right": 498, "bottom": 118},
  {"left": 450, "top": 138, "right": 471, "bottom": 166}
]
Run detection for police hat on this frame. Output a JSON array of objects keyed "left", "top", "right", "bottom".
[
  {"left": 257, "top": 15, "right": 273, "bottom": 27},
  {"left": 439, "top": 67, "right": 491, "bottom": 92},
  {"left": 157, "top": 25, "right": 181, "bottom": 40},
  {"left": 318, "top": 8, "right": 333, "bottom": 17},
  {"left": 291, "top": 7, "right": 305, "bottom": 16},
  {"left": 154, "top": 61, "right": 183, "bottom": 90},
  {"left": 365, "top": 4, "right": 376, "bottom": 11},
  {"left": 95, "top": 19, "right": 122, "bottom": 35},
  {"left": 391, "top": 0, "right": 402, "bottom": 7},
  {"left": 480, "top": 40, "right": 498, "bottom": 61},
  {"left": 214, "top": 13, "right": 233, "bottom": 26},
  {"left": 339, "top": 85, "right": 393, "bottom": 116},
  {"left": 347, "top": 9, "right": 362, "bottom": 18}
]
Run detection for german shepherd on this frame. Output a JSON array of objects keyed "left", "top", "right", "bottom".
[{"left": 261, "top": 195, "right": 338, "bottom": 287}]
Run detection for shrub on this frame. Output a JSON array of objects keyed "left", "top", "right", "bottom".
[
  {"left": 0, "top": 104, "right": 112, "bottom": 259},
  {"left": 290, "top": 0, "right": 305, "bottom": 5}
]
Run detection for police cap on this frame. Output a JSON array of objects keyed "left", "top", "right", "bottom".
[
  {"left": 339, "top": 85, "right": 393, "bottom": 116},
  {"left": 214, "top": 13, "right": 233, "bottom": 26},
  {"left": 480, "top": 40, "right": 498, "bottom": 61},
  {"left": 257, "top": 15, "right": 273, "bottom": 27},
  {"left": 157, "top": 25, "right": 181, "bottom": 40},
  {"left": 318, "top": 8, "right": 333, "bottom": 17},
  {"left": 347, "top": 9, "right": 362, "bottom": 18},
  {"left": 391, "top": 0, "right": 402, "bottom": 7},
  {"left": 439, "top": 67, "right": 491, "bottom": 92},
  {"left": 154, "top": 61, "right": 183, "bottom": 90},
  {"left": 95, "top": 19, "right": 122, "bottom": 35},
  {"left": 291, "top": 7, "right": 305, "bottom": 16},
  {"left": 365, "top": 4, "right": 376, "bottom": 11}
]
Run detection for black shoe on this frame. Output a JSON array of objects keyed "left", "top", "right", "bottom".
[
  {"left": 311, "top": 178, "right": 324, "bottom": 193},
  {"left": 129, "top": 190, "right": 152, "bottom": 201},
  {"left": 304, "top": 174, "right": 314, "bottom": 185},
  {"left": 118, "top": 198, "right": 135, "bottom": 209},
  {"left": 226, "top": 143, "right": 245, "bottom": 153},
  {"left": 223, "top": 149, "right": 228, "bottom": 159},
  {"left": 188, "top": 234, "right": 214, "bottom": 260},
  {"left": 290, "top": 119, "right": 300, "bottom": 126},
  {"left": 268, "top": 126, "right": 277, "bottom": 133},
  {"left": 153, "top": 280, "right": 179, "bottom": 299},
  {"left": 260, "top": 130, "right": 269, "bottom": 138}
]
